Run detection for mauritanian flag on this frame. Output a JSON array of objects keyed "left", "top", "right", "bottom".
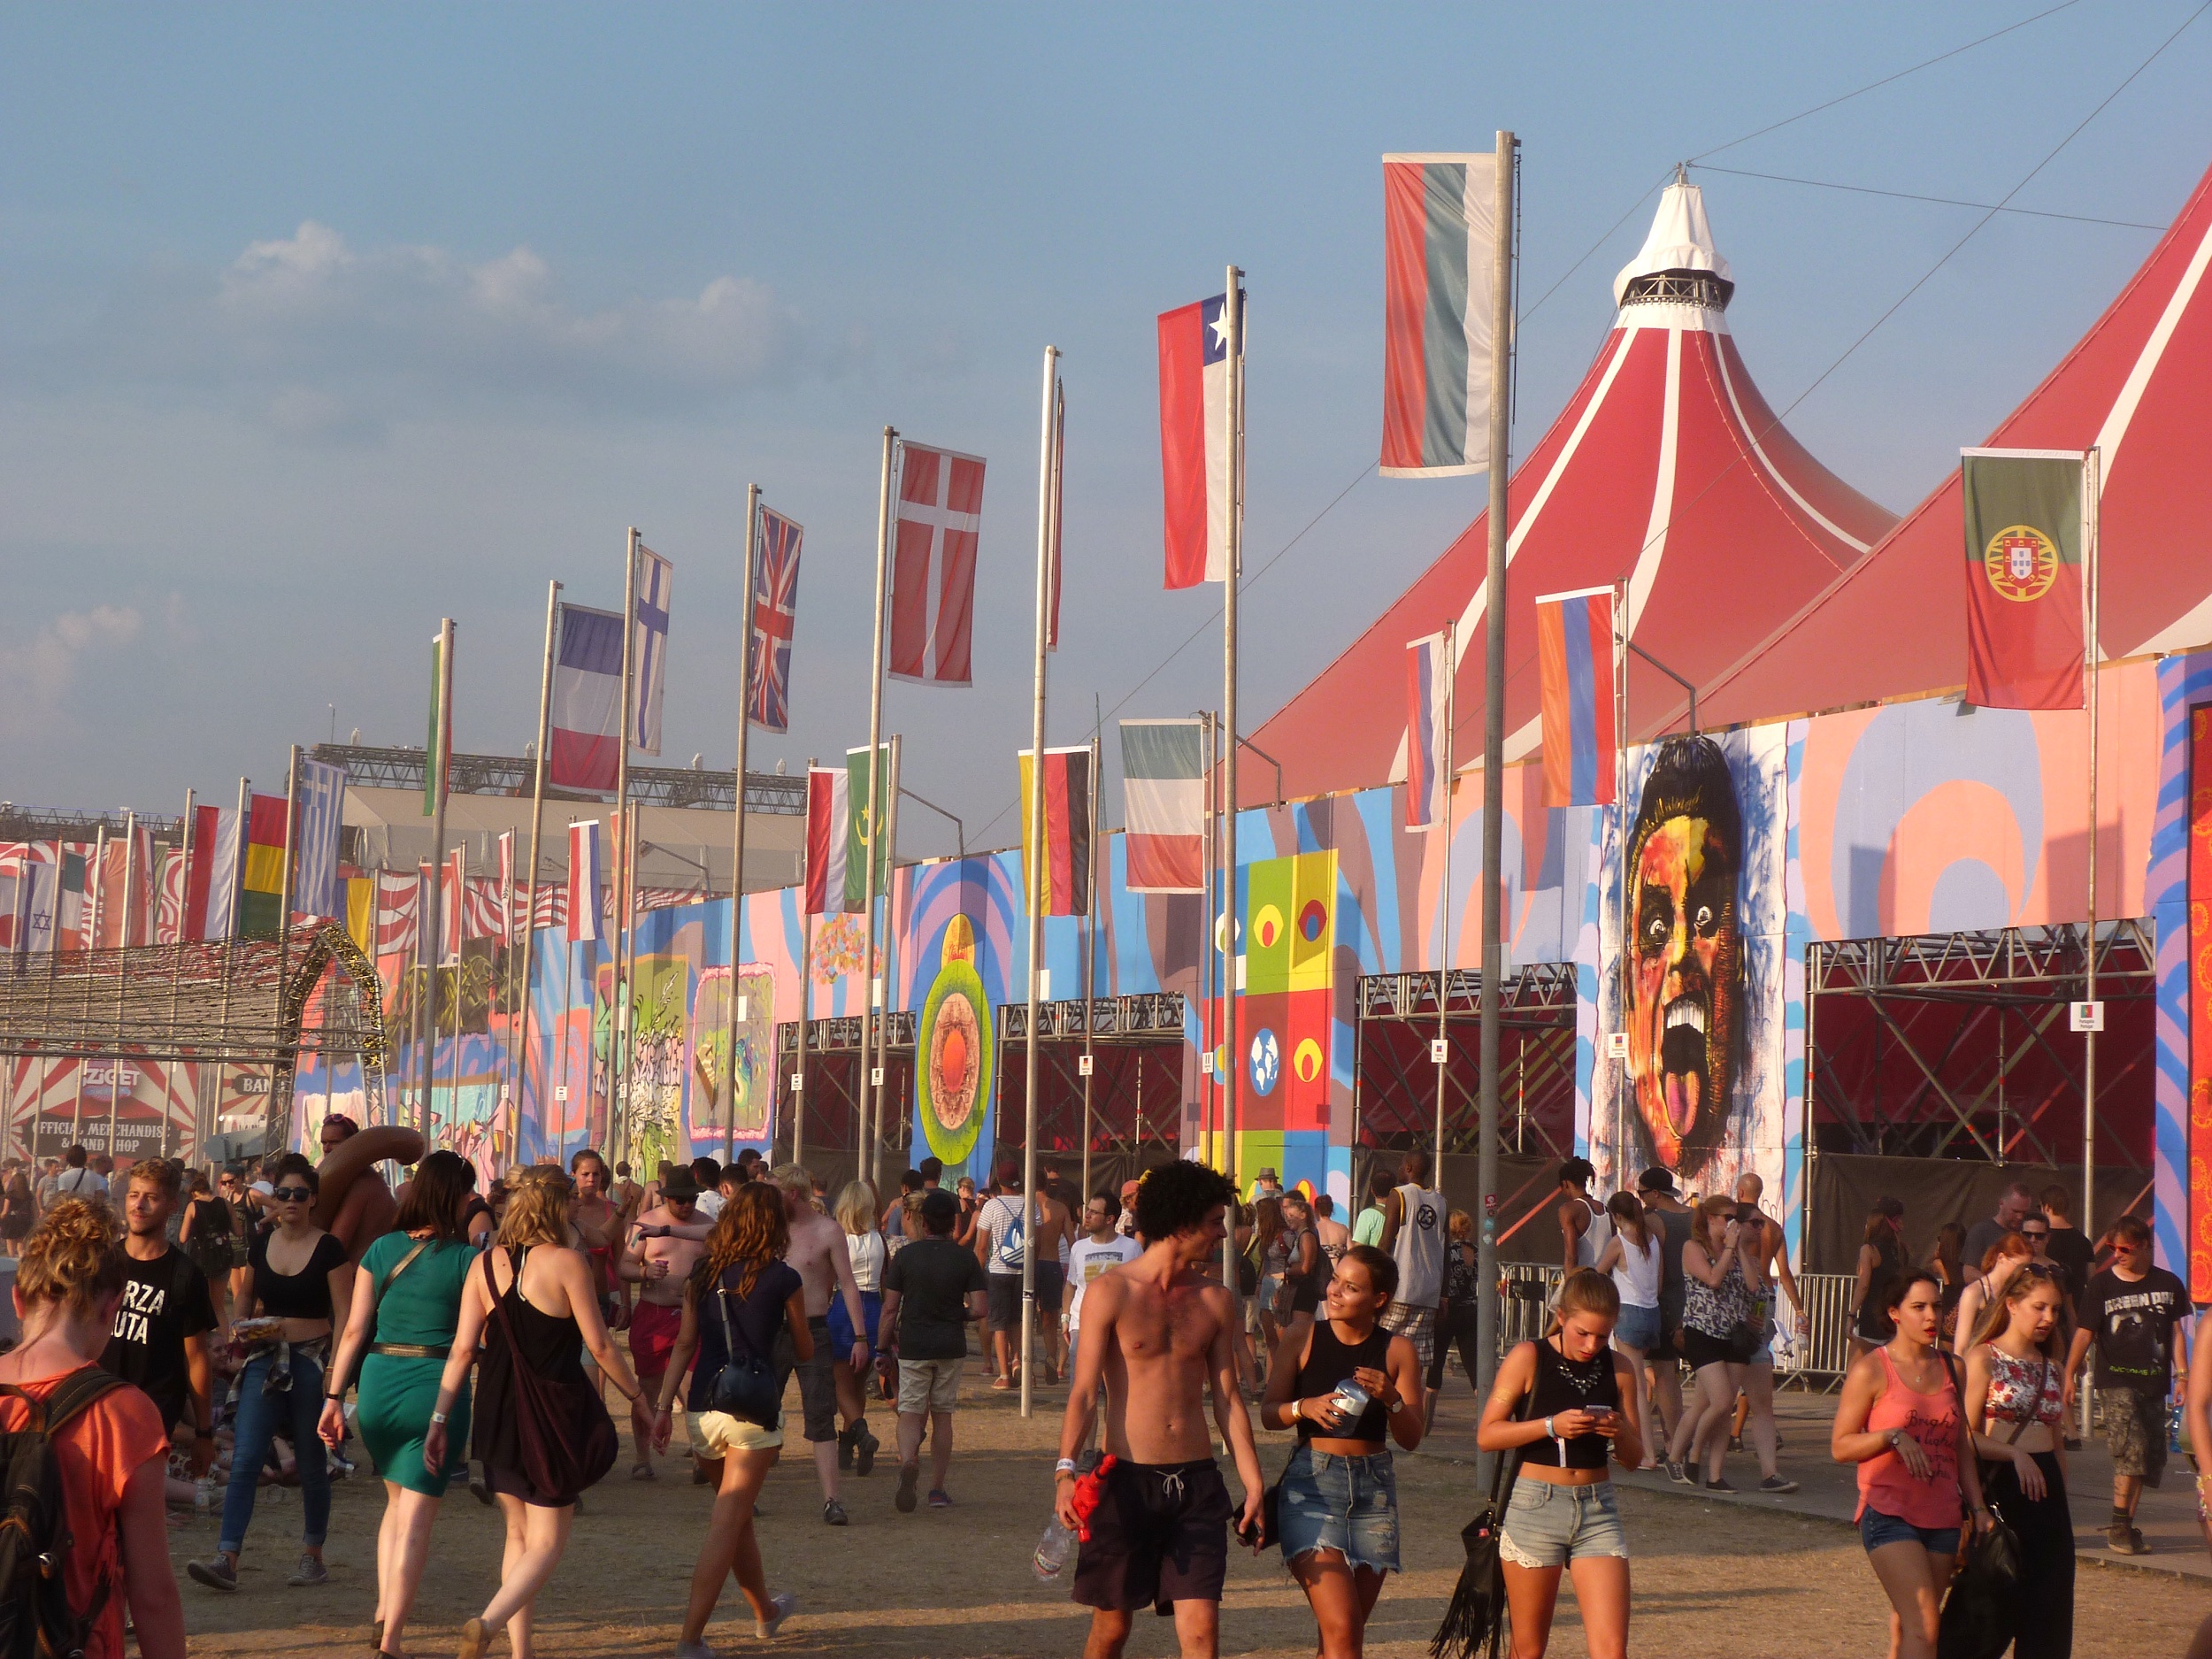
[
  {"left": 1118, "top": 719, "right": 1204, "bottom": 894},
  {"left": 239, "top": 794, "right": 290, "bottom": 939},
  {"left": 1018, "top": 746, "right": 1093, "bottom": 918},
  {"left": 1535, "top": 587, "right": 1617, "bottom": 808},
  {"left": 1381, "top": 152, "right": 1500, "bottom": 478},
  {"left": 1962, "top": 449, "right": 2090, "bottom": 710}
]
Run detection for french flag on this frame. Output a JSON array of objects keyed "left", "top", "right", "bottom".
[
  {"left": 567, "top": 818, "right": 605, "bottom": 944},
  {"left": 1535, "top": 587, "right": 1617, "bottom": 808},
  {"left": 549, "top": 604, "right": 624, "bottom": 794},
  {"left": 1403, "top": 630, "right": 1450, "bottom": 832},
  {"left": 1157, "top": 291, "right": 1240, "bottom": 590}
]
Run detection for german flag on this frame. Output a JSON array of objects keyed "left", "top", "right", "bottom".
[{"left": 1018, "top": 746, "right": 1093, "bottom": 918}]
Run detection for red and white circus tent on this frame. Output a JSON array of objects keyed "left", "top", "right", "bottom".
[
  {"left": 1703, "top": 154, "right": 2212, "bottom": 724},
  {"left": 1253, "top": 179, "right": 1898, "bottom": 803}
]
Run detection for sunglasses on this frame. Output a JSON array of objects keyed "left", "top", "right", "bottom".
[{"left": 271, "top": 1186, "right": 313, "bottom": 1203}]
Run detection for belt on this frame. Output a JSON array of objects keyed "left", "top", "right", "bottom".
[{"left": 368, "top": 1342, "right": 449, "bottom": 1360}]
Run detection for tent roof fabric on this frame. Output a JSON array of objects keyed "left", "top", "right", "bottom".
[
  {"left": 1703, "top": 156, "right": 2212, "bottom": 729},
  {"left": 1253, "top": 182, "right": 1896, "bottom": 806}
]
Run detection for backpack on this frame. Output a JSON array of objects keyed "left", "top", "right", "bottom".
[
  {"left": 992, "top": 1197, "right": 1028, "bottom": 1271},
  {"left": 0, "top": 1366, "right": 128, "bottom": 1659}
]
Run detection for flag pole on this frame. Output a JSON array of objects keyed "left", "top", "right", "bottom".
[
  {"left": 1019, "top": 345, "right": 1059, "bottom": 1420},
  {"left": 2080, "top": 446, "right": 2101, "bottom": 1437},
  {"left": 519, "top": 581, "right": 560, "bottom": 1168},
  {"left": 276, "top": 747, "right": 301, "bottom": 1155},
  {"left": 860, "top": 430, "right": 895, "bottom": 1189},
  {"left": 1203, "top": 710, "right": 1217, "bottom": 1168},
  {"left": 418, "top": 621, "right": 454, "bottom": 1141},
  {"left": 1081, "top": 713, "right": 1101, "bottom": 1207},
  {"left": 216, "top": 777, "right": 248, "bottom": 1155},
  {"left": 1613, "top": 581, "right": 1629, "bottom": 1187},
  {"left": 615, "top": 529, "right": 639, "bottom": 1163},
  {"left": 1474, "top": 133, "right": 1517, "bottom": 1463},
  {"left": 726, "top": 485, "right": 761, "bottom": 1169},
  {"left": 165, "top": 789, "right": 193, "bottom": 1157},
  {"left": 796, "top": 753, "right": 818, "bottom": 1171},
  {"left": 1222, "top": 263, "right": 1243, "bottom": 1245},
  {"left": 881, "top": 734, "right": 903, "bottom": 1187},
  {"left": 72, "top": 824, "right": 104, "bottom": 1147},
  {"left": 1433, "top": 625, "right": 1455, "bottom": 1174},
  {"left": 109, "top": 811, "right": 138, "bottom": 1161}
]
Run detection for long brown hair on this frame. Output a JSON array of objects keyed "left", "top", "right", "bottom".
[
  {"left": 696, "top": 1182, "right": 789, "bottom": 1301},
  {"left": 1605, "top": 1190, "right": 1649, "bottom": 1250},
  {"left": 1965, "top": 1260, "right": 2070, "bottom": 1359},
  {"left": 497, "top": 1164, "right": 573, "bottom": 1250}
]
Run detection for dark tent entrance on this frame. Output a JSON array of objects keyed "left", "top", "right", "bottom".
[
  {"left": 1801, "top": 921, "right": 2154, "bottom": 1271},
  {"left": 1355, "top": 964, "right": 1578, "bottom": 1164}
]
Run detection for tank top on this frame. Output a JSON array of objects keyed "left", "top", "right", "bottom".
[
  {"left": 1520, "top": 1338, "right": 1621, "bottom": 1470},
  {"left": 472, "top": 1247, "right": 590, "bottom": 1489},
  {"left": 1982, "top": 1346, "right": 2062, "bottom": 1428},
  {"left": 1389, "top": 1185, "right": 1446, "bottom": 1307},
  {"left": 1569, "top": 1194, "right": 1612, "bottom": 1269},
  {"left": 1291, "top": 1319, "right": 1391, "bottom": 1442},
  {"left": 1682, "top": 1248, "right": 1752, "bottom": 1340},
  {"left": 846, "top": 1230, "right": 886, "bottom": 1294},
  {"left": 1855, "top": 1348, "right": 1962, "bottom": 1527},
  {"left": 1610, "top": 1229, "right": 1663, "bottom": 1309},
  {"left": 249, "top": 1228, "right": 348, "bottom": 1320}
]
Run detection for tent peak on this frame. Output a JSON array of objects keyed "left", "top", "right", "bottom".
[{"left": 1615, "top": 174, "right": 1734, "bottom": 311}]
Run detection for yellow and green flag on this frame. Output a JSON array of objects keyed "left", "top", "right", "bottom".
[{"left": 238, "top": 793, "right": 289, "bottom": 939}]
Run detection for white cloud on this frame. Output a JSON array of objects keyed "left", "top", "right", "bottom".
[
  {"left": 36, "top": 221, "right": 824, "bottom": 435},
  {"left": 0, "top": 604, "right": 142, "bottom": 737}
]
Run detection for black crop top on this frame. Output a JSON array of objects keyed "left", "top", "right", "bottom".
[
  {"left": 1292, "top": 1319, "right": 1392, "bottom": 1442},
  {"left": 1520, "top": 1338, "right": 1621, "bottom": 1470},
  {"left": 249, "top": 1229, "right": 349, "bottom": 1321}
]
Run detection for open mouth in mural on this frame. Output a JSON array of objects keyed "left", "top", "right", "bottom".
[{"left": 1657, "top": 995, "right": 1710, "bottom": 1139}]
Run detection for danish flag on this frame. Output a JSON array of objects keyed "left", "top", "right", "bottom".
[
  {"left": 890, "top": 442, "right": 985, "bottom": 687},
  {"left": 749, "top": 506, "right": 803, "bottom": 733}
]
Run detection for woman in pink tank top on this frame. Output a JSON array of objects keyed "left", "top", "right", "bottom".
[{"left": 1830, "top": 1267, "right": 1991, "bottom": 1659}]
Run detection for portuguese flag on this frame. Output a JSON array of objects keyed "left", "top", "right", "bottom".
[
  {"left": 1962, "top": 448, "right": 2088, "bottom": 710},
  {"left": 238, "top": 793, "right": 290, "bottom": 939}
]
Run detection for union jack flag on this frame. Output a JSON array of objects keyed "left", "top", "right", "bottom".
[{"left": 748, "top": 505, "right": 803, "bottom": 733}]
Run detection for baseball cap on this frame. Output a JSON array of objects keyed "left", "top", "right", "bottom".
[
  {"left": 995, "top": 1159, "right": 1021, "bottom": 1187},
  {"left": 1635, "top": 1167, "right": 1677, "bottom": 1194}
]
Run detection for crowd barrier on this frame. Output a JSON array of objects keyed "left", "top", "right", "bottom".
[{"left": 1495, "top": 1263, "right": 1859, "bottom": 1386}]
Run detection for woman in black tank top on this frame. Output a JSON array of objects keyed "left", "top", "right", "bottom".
[
  {"left": 1477, "top": 1268, "right": 1646, "bottom": 1659},
  {"left": 1258, "top": 1243, "right": 1425, "bottom": 1659}
]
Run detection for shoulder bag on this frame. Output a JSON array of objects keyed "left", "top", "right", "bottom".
[
  {"left": 707, "top": 1269, "right": 783, "bottom": 1429},
  {"left": 480, "top": 1248, "right": 618, "bottom": 1501},
  {"left": 1429, "top": 1370, "right": 1536, "bottom": 1659},
  {"left": 1934, "top": 1350, "right": 2023, "bottom": 1659}
]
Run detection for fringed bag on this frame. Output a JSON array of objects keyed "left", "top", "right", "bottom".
[{"left": 1429, "top": 1389, "right": 1533, "bottom": 1659}]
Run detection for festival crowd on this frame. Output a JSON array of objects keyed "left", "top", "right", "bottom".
[{"left": 0, "top": 1128, "right": 2203, "bottom": 1659}]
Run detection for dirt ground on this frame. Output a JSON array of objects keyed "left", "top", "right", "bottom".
[{"left": 170, "top": 1375, "right": 2211, "bottom": 1658}]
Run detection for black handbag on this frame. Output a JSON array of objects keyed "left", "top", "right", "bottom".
[
  {"left": 707, "top": 1274, "right": 781, "bottom": 1429},
  {"left": 1429, "top": 1387, "right": 1533, "bottom": 1659},
  {"left": 1934, "top": 1352, "right": 2023, "bottom": 1659}
]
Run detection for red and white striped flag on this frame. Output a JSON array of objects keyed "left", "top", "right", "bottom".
[
  {"left": 567, "top": 820, "right": 603, "bottom": 945},
  {"left": 440, "top": 849, "right": 465, "bottom": 964},
  {"left": 1381, "top": 152, "right": 1500, "bottom": 478},
  {"left": 803, "top": 766, "right": 850, "bottom": 917},
  {"left": 497, "top": 831, "right": 515, "bottom": 948},
  {"left": 890, "top": 442, "right": 985, "bottom": 687}
]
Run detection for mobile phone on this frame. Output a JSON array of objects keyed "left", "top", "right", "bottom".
[{"left": 1584, "top": 1405, "right": 1617, "bottom": 1422}]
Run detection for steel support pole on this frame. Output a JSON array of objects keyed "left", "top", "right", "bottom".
[
  {"left": 615, "top": 529, "right": 638, "bottom": 1162},
  {"left": 859, "top": 431, "right": 895, "bottom": 1187},
  {"left": 1435, "top": 623, "right": 1455, "bottom": 1167},
  {"left": 2080, "top": 448, "right": 2101, "bottom": 1439},
  {"left": 1019, "top": 345, "right": 1059, "bottom": 1419},
  {"left": 1474, "top": 135, "right": 1516, "bottom": 1472},
  {"left": 418, "top": 622, "right": 454, "bottom": 1141},
  {"left": 1222, "top": 264, "right": 1243, "bottom": 1287},
  {"left": 726, "top": 486, "right": 761, "bottom": 1168},
  {"left": 519, "top": 580, "right": 560, "bottom": 1166}
]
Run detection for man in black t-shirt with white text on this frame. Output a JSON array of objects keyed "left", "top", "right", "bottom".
[
  {"left": 100, "top": 1156, "right": 218, "bottom": 1475},
  {"left": 881, "top": 1188, "right": 987, "bottom": 1513},
  {"left": 2066, "top": 1213, "right": 2190, "bottom": 1555}
]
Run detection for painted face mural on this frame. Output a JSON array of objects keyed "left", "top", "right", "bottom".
[{"left": 1624, "top": 736, "right": 1742, "bottom": 1176}]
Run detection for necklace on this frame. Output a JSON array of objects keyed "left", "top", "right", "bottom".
[{"left": 1549, "top": 1338, "right": 1608, "bottom": 1395}]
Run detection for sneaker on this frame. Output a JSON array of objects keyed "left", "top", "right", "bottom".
[
  {"left": 287, "top": 1553, "right": 328, "bottom": 1586},
  {"left": 836, "top": 1423, "right": 856, "bottom": 1471},
  {"left": 756, "top": 1591, "right": 797, "bottom": 1640},
  {"left": 852, "top": 1422, "right": 879, "bottom": 1478},
  {"left": 2108, "top": 1521, "right": 2143, "bottom": 1554},
  {"left": 2129, "top": 1525, "right": 2149, "bottom": 1555},
  {"left": 926, "top": 1488, "right": 952, "bottom": 1509},
  {"left": 895, "top": 1462, "right": 919, "bottom": 1513},
  {"left": 1757, "top": 1475, "right": 1800, "bottom": 1494},
  {"left": 674, "top": 1640, "right": 720, "bottom": 1659},
  {"left": 187, "top": 1555, "right": 238, "bottom": 1593},
  {"left": 1702, "top": 1475, "right": 1737, "bottom": 1494},
  {"left": 1666, "top": 1461, "right": 1692, "bottom": 1486},
  {"left": 822, "top": 1498, "right": 848, "bottom": 1526},
  {"left": 469, "top": 1469, "right": 493, "bottom": 1507}
]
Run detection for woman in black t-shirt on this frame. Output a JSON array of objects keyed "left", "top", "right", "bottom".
[{"left": 652, "top": 1182, "right": 809, "bottom": 1647}]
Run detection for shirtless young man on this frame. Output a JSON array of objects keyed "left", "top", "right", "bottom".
[
  {"left": 1055, "top": 1161, "right": 1265, "bottom": 1659},
  {"left": 569, "top": 1150, "right": 626, "bottom": 1330},
  {"left": 772, "top": 1163, "right": 870, "bottom": 1526},
  {"left": 618, "top": 1164, "right": 708, "bottom": 1480}
]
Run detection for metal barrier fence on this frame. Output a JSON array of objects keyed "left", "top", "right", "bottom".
[{"left": 1493, "top": 1264, "right": 1858, "bottom": 1386}]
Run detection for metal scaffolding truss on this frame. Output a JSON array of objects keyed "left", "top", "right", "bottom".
[
  {"left": 1358, "top": 964, "right": 1579, "bottom": 1024},
  {"left": 1805, "top": 921, "right": 2154, "bottom": 1167},
  {"left": 1356, "top": 967, "right": 1578, "bottom": 1157},
  {"left": 310, "top": 743, "right": 808, "bottom": 814},
  {"left": 0, "top": 924, "right": 388, "bottom": 1154}
]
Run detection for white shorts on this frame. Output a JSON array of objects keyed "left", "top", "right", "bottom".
[{"left": 687, "top": 1409, "right": 783, "bottom": 1456}]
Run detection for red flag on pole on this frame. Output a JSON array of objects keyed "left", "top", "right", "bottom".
[
  {"left": 1961, "top": 449, "right": 2088, "bottom": 710},
  {"left": 441, "top": 849, "right": 465, "bottom": 965},
  {"left": 890, "top": 442, "right": 985, "bottom": 687}
]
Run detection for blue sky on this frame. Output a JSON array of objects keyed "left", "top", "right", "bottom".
[{"left": 4, "top": 2, "right": 2208, "bottom": 856}]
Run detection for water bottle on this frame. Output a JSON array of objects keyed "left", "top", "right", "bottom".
[
  {"left": 1330, "top": 1379, "right": 1371, "bottom": 1424},
  {"left": 1033, "top": 1516, "right": 1077, "bottom": 1581},
  {"left": 2170, "top": 1398, "right": 2186, "bottom": 1455}
]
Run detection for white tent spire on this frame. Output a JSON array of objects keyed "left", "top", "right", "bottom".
[{"left": 1614, "top": 168, "right": 1734, "bottom": 309}]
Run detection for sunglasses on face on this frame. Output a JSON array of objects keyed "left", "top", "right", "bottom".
[{"left": 271, "top": 1187, "right": 313, "bottom": 1203}]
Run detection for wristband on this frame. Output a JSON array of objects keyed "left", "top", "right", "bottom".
[
  {"left": 429, "top": 1410, "right": 449, "bottom": 1425},
  {"left": 1055, "top": 1458, "right": 1078, "bottom": 1474},
  {"left": 1543, "top": 1416, "right": 1555, "bottom": 1440}
]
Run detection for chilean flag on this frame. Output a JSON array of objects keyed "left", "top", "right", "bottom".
[
  {"left": 1535, "top": 587, "right": 1617, "bottom": 808},
  {"left": 549, "top": 604, "right": 624, "bottom": 794},
  {"left": 1157, "top": 291, "right": 1240, "bottom": 589},
  {"left": 566, "top": 818, "right": 604, "bottom": 945}
]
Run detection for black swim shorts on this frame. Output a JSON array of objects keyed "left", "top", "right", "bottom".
[{"left": 1071, "top": 1457, "right": 1233, "bottom": 1616}]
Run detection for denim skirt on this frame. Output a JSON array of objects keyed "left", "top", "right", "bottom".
[{"left": 1276, "top": 1443, "right": 1401, "bottom": 1573}]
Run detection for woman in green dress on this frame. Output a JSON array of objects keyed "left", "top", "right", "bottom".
[{"left": 320, "top": 1151, "right": 481, "bottom": 1659}]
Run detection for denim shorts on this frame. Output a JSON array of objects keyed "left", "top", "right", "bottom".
[
  {"left": 1615, "top": 1302, "right": 1661, "bottom": 1352},
  {"left": 1499, "top": 1478, "right": 1627, "bottom": 1569},
  {"left": 1858, "top": 1504, "right": 1960, "bottom": 1557},
  {"left": 1276, "top": 1444, "right": 1401, "bottom": 1574}
]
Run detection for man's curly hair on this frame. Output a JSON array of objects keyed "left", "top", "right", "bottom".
[{"left": 1132, "top": 1159, "right": 1237, "bottom": 1243}]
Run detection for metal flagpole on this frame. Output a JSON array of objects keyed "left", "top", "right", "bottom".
[
  {"left": 110, "top": 810, "right": 138, "bottom": 1159},
  {"left": 1081, "top": 717, "right": 1101, "bottom": 1207},
  {"left": 2079, "top": 447, "right": 2101, "bottom": 1438},
  {"left": 1202, "top": 711, "right": 1217, "bottom": 1167},
  {"left": 165, "top": 789, "right": 193, "bottom": 1157},
  {"left": 277, "top": 748, "right": 300, "bottom": 1154},
  {"left": 1222, "top": 264, "right": 1244, "bottom": 1275},
  {"left": 1474, "top": 134, "right": 1517, "bottom": 1462},
  {"left": 519, "top": 581, "right": 560, "bottom": 1166},
  {"left": 443, "top": 847, "right": 461, "bottom": 1149},
  {"left": 726, "top": 486, "right": 761, "bottom": 1169},
  {"left": 214, "top": 777, "right": 248, "bottom": 1156},
  {"left": 72, "top": 823, "right": 104, "bottom": 1145},
  {"left": 615, "top": 528, "right": 639, "bottom": 1162},
  {"left": 1019, "top": 344, "right": 1058, "bottom": 1420},
  {"left": 418, "top": 622, "right": 454, "bottom": 1140},
  {"left": 879, "top": 734, "right": 903, "bottom": 1187},
  {"left": 1613, "top": 581, "right": 1630, "bottom": 1183},
  {"left": 1433, "top": 625, "right": 1455, "bottom": 1173},
  {"left": 859, "top": 430, "right": 895, "bottom": 1189}
]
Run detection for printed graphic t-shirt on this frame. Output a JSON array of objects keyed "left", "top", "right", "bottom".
[
  {"left": 99, "top": 1246, "right": 217, "bottom": 1432},
  {"left": 2081, "top": 1264, "right": 2189, "bottom": 1392}
]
